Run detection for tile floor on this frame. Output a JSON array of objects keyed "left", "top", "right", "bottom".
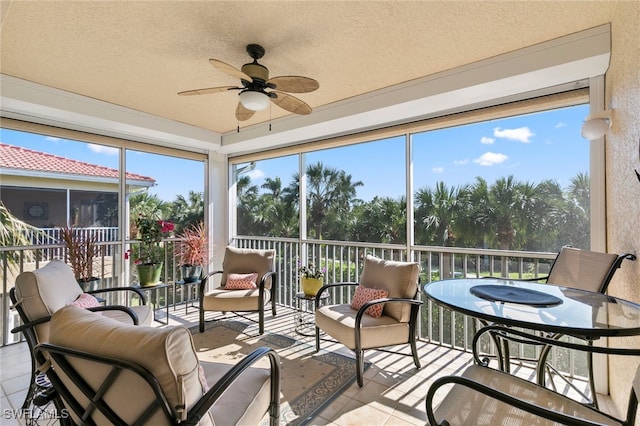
[{"left": 0, "top": 304, "right": 617, "bottom": 425}]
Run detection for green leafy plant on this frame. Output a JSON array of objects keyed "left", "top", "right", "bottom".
[
  {"left": 298, "top": 260, "right": 326, "bottom": 279},
  {"left": 177, "top": 222, "right": 207, "bottom": 266},
  {"left": 0, "top": 201, "right": 42, "bottom": 269},
  {"left": 134, "top": 215, "right": 174, "bottom": 265}
]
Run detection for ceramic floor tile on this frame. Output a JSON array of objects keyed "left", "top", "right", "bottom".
[{"left": 0, "top": 304, "right": 611, "bottom": 426}]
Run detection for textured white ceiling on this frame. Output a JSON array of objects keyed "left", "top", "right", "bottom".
[{"left": 0, "top": 1, "right": 617, "bottom": 135}]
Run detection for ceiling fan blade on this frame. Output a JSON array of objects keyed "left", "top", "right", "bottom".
[
  {"left": 270, "top": 91, "right": 312, "bottom": 115},
  {"left": 267, "top": 76, "right": 319, "bottom": 93},
  {"left": 209, "top": 59, "right": 253, "bottom": 82},
  {"left": 178, "top": 86, "right": 238, "bottom": 96},
  {"left": 236, "top": 102, "right": 256, "bottom": 121}
]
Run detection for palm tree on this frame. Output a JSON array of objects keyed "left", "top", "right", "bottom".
[
  {"left": 304, "top": 162, "right": 363, "bottom": 240},
  {"left": 0, "top": 201, "right": 43, "bottom": 270},
  {"left": 258, "top": 177, "right": 299, "bottom": 237},
  {"left": 236, "top": 175, "right": 260, "bottom": 235},
  {"left": 170, "top": 190, "right": 205, "bottom": 233},
  {"left": 552, "top": 172, "right": 590, "bottom": 249},
  {"left": 283, "top": 162, "right": 364, "bottom": 240},
  {"left": 351, "top": 196, "right": 406, "bottom": 244},
  {"left": 128, "top": 192, "right": 170, "bottom": 238},
  {"left": 414, "top": 182, "right": 464, "bottom": 246}
]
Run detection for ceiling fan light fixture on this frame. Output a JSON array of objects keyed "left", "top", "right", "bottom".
[{"left": 239, "top": 90, "right": 270, "bottom": 111}]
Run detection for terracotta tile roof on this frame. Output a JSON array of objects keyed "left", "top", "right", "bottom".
[{"left": 0, "top": 143, "right": 155, "bottom": 183}]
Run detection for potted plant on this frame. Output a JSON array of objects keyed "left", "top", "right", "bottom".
[
  {"left": 59, "top": 226, "right": 100, "bottom": 291},
  {"left": 177, "top": 222, "right": 207, "bottom": 283},
  {"left": 298, "top": 260, "right": 326, "bottom": 296},
  {"left": 133, "top": 215, "right": 174, "bottom": 286}
]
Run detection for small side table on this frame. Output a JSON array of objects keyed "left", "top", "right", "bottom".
[
  {"left": 133, "top": 283, "right": 170, "bottom": 324},
  {"left": 294, "top": 291, "right": 329, "bottom": 337},
  {"left": 174, "top": 279, "right": 200, "bottom": 314}
]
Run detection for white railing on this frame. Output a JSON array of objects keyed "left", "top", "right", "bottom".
[
  {"left": 2, "top": 235, "right": 585, "bottom": 381},
  {"left": 234, "top": 236, "right": 584, "bottom": 380}
]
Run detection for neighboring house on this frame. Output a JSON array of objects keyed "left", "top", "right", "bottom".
[{"left": 0, "top": 143, "right": 154, "bottom": 228}]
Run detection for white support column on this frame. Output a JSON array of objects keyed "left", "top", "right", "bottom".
[
  {"left": 208, "top": 151, "right": 228, "bottom": 273},
  {"left": 588, "top": 74, "right": 608, "bottom": 396}
]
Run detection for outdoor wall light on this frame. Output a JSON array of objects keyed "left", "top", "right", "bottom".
[
  {"left": 581, "top": 110, "right": 613, "bottom": 140},
  {"left": 239, "top": 90, "right": 271, "bottom": 111}
]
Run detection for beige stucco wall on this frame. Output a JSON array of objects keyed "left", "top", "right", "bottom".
[{"left": 605, "top": 0, "right": 640, "bottom": 417}]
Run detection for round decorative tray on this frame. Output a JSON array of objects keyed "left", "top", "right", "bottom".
[{"left": 470, "top": 284, "right": 563, "bottom": 306}]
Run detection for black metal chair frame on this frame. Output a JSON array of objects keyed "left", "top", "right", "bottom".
[
  {"left": 314, "top": 281, "right": 423, "bottom": 387},
  {"left": 9, "top": 286, "right": 147, "bottom": 414},
  {"left": 428, "top": 323, "right": 640, "bottom": 426},
  {"left": 35, "top": 342, "right": 281, "bottom": 426},
  {"left": 198, "top": 270, "right": 277, "bottom": 335},
  {"left": 478, "top": 249, "right": 636, "bottom": 407},
  {"left": 426, "top": 369, "right": 638, "bottom": 426}
]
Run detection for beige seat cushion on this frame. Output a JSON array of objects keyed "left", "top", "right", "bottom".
[
  {"left": 431, "top": 364, "right": 622, "bottom": 425},
  {"left": 49, "top": 306, "right": 273, "bottom": 426},
  {"left": 14, "top": 260, "right": 152, "bottom": 345},
  {"left": 548, "top": 247, "right": 619, "bottom": 292},
  {"left": 49, "top": 305, "right": 212, "bottom": 425},
  {"left": 200, "top": 361, "right": 272, "bottom": 426},
  {"left": 202, "top": 288, "right": 270, "bottom": 311},
  {"left": 358, "top": 255, "right": 420, "bottom": 322},
  {"left": 102, "top": 305, "right": 153, "bottom": 327},
  {"left": 202, "top": 246, "right": 276, "bottom": 313},
  {"left": 315, "top": 304, "right": 410, "bottom": 349},
  {"left": 15, "top": 260, "right": 83, "bottom": 321},
  {"left": 220, "top": 246, "right": 275, "bottom": 290}
]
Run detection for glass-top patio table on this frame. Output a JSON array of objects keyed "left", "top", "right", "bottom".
[{"left": 423, "top": 278, "right": 640, "bottom": 380}]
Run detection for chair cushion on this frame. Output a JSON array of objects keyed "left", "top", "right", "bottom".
[
  {"left": 225, "top": 272, "right": 258, "bottom": 290},
  {"left": 548, "top": 247, "right": 619, "bottom": 292},
  {"left": 359, "top": 255, "right": 420, "bottom": 322},
  {"left": 202, "top": 288, "right": 270, "bottom": 312},
  {"left": 48, "top": 306, "right": 212, "bottom": 425},
  {"left": 102, "top": 305, "right": 154, "bottom": 326},
  {"left": 15, "top": 260, "right": 83, "bottom": 321},
  {"left": 432, "top": 364, "right": 622, "bottom": 425},
  {"left": 350, "top": 285, "right": 389, "bottom": 318},
  {"left": 199, "top": 361, "right": 272, "bottom": 426},
  {"left": 315, "top": 304, "right": 410, "bottom": 349},
  {"left": 14, "top": 260, "right": 84, "bottom": 343},
  {"left": 221, "top": 246, "right": 275, "bottom": 290}
]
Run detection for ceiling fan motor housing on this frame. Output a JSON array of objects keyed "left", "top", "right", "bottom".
[{"left": 241, "top": 62, "right": 269, "bottom": 82}]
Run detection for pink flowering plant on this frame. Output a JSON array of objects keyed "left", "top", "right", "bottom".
[{"left": 134, "top": 215, "right": 174, "bottom": 265}]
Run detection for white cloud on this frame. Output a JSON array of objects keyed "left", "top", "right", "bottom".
[
  {"left": 88, "top": 144, "right": 118, "bottom": 155},
  {"left": 247, "top": 169, "right": 265, "bottom": 180},
  {"left": 453, "top": 159, "right": 468, "bottom": 165},
  {"left": 555, "top": 122, "right": 567, "bottom": 128},
  {"left": 45, "top": 136, "right": 61, "bottom": 142},
  {"left": 473, "top": 152, "right": 508, "bottom": 166},
  {"left": 480, "top": 136, "right": 495, "bottom": 144},
  {"left": 493, "top": 126, "right": 534, "bottom": 143},
  {"left": 432, "top": 167, "right": 444, "bottom": 174}
]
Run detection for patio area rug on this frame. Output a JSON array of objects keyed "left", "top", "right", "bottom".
[{"left": 190, "top": 320, "right": 367, "bottom": 425}]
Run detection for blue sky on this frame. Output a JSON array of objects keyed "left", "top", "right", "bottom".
[
  {"left": 0, "top": 130, "right": 204, "bottom": 201},
  {"left": 245, "top": 104, "right": 590, "bottom": 200},
  {"left": 1, "top": 103, "right": 589, "bottom": 202}
]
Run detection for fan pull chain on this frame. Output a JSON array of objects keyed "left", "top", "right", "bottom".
[{"left": 269, "top": 103, "right": 272, "bottom": 132}]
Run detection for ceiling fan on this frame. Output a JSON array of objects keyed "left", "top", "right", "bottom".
[{"left": 178, "top": 44, "right": 319, "bottom": 121}]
